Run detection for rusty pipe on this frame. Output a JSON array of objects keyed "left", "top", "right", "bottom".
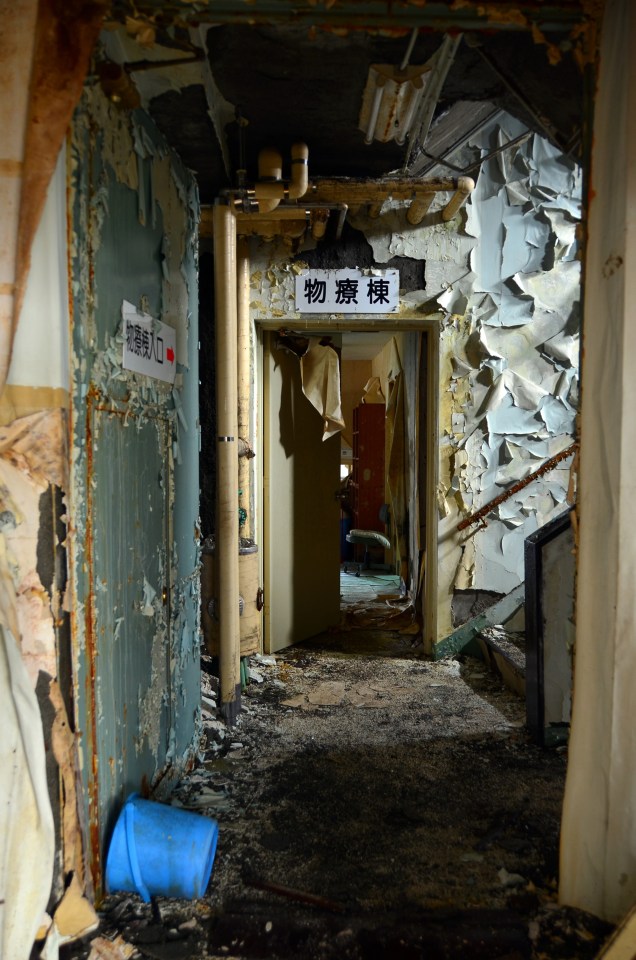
[
  {"left": 442, "top": 176, "right": 475, "bottom": 221},
  {"left": 407, "top": 193, "right": 435, "bottom": 224}
]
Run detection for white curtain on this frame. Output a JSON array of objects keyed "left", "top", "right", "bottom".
[{"left": 0, "top": 624, "right": 55, "bottom": 960}]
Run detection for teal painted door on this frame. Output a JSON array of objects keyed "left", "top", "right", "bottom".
[{"left": 89, "top": 398, "right": 173, "bottom": 844}]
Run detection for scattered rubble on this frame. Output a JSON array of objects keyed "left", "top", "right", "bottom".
[{"left": 61, "top": 625, "right": 614, "bottom": 959}]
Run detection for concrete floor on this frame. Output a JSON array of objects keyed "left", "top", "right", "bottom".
[{"left": 66, "top": 578, "right": 614, "bottom": 960}]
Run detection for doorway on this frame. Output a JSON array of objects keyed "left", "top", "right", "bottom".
[{"left": 260, "top": 324, "right": 436, "bottom": 656}]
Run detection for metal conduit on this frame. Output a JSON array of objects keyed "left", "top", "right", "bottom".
[{"left": 213, "top": 203, "right": 241, "bottom": 723}]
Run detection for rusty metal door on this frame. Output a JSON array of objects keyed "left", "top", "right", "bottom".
[{"left": 86, "top": 393, "right": 173, "bottom": 851}]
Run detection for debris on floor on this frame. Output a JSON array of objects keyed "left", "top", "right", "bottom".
[
  {"left": 59, "top": 576, "right": 610, "bottom": 960},
  {"left": 61, "top": 619, "right": 614, "bottom": 960},
  {"left": 477, "top": 625, "right": 527, "bottom": 698}
]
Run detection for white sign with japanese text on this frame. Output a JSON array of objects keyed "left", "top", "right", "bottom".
[
  {"left": 122, "top": 301, "right": 177, "bottom": 384},
  {"left": 295, "top": 269, "right": 399, "bottom": 314}
]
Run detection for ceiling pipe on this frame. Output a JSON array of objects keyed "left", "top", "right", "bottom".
[
  {"left": 236, "top": 207, "right": 311, "bottom": 222},
  {"left": 310, "top": 176, "right": 470, "bottom": 202},
  {"left": 204, "top": 172, "right": 473, "bottom": 243},
  {"left": 441, "top": 176, "right": 474, "bottom": 221},
  {"left": 237, "top": 219, "right": 309, "bottom": 240},
  {"left": 309, "top": 176, "right": 475, "bottom": 221},
  {"left": 253, "top": 142, "right": 309, "bottom": 213},
  {"left": 406, "top": 192, "right": 435, "bottom": 224},
  {"left": 400, "top": 27, "right": 419, "bottom": 72},
  {"left": 254, "top": 147, "right": 283, "bottom": 213},
  {"left": 201, "top": 202, "right": 349, "bottom": 241}
]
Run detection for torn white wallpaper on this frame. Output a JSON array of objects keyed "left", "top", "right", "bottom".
[
  {"left": 348, "top": 115, "right": 580, "bottom": 631},
  {"left": 433, "top": 118, "right": 580, "bottom": 624},
  {"left": 438, "top": 122, "right": 579, "bottom": 628}
]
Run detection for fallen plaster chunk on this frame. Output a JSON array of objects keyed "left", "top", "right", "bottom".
[
  {"left": 306, "top": 681, "right": 346, "bottom": 706},
  {"left": 498, "top": 867, "right": 526, "bottom": 887},
  {"left": 253, "top": 653, "right": 276, "bottom": 667},
  {"left": 87, "top": 935, "right": 136, "bottom": 960},
  {"left": 281, "top": 694, "right": 306, "bottom": 709},
  {"left": 201, "top": 695, "right": 216, "bottom": 716},
  {"left": 41, "top": 875, "right": 99, "bottom": 958},
  {"left": 512, "top": 260, "right": 581, "bottom": 315}
]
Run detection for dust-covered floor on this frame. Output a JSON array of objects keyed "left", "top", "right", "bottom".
[{"left": 63, "top": 576, "right": 614, "bottom": 960}]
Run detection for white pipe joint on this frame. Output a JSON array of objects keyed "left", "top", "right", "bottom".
[
  {"left": 289, "top": 141, "right": 309, "bottom": 198},
  {"left": 257, "top": 146, "right": 283, "bottom": 181},
  {"left": 255, "top": 147, "right": 283, "bottom": 213},
  {"left": 254, "top": 142, "right": 309, "bottom": 213}
]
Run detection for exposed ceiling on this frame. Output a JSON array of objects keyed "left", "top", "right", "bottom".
[
  {"left": 341, "top": 331, "right": 393, "bottom": 360},
  {"left": 103, "top": 3, "right": 591, "bottom": 206}
]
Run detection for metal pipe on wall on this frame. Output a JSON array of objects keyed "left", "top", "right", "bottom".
[
  {"left": 441, "top": 176, "right": 475, "bottom": 221},
  {"left": 237, "top": 237, "right": 252, "bottom": 542},
  {"left": 213, "top": 202, "right": 241, "bottom": 723}
]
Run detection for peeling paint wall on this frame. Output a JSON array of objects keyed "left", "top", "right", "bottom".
[
  {"left": 346, "top": 113, "right": 580, "bottom": 640},
  {"left": 0, "top": 143, "right": 73, "bottom": 929},
  {"left": 249, "top": 250, "right": 425, "bottom": 604},
  {"left": 248, "top": 112, "right": 580, "bottom": 644},
  {"left": 68, "top": 84, "right": 200, "bottom": 882},
  {"left": 432, "top": 118, "right": 580, "bottom": 639}
]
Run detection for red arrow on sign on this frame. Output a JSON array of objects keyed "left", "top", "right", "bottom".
[{"left": 167, "top": 347, "right": 175, "bottom": 364}]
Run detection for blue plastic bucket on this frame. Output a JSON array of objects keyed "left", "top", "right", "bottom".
[{"left": 105, "top": 794, "right": 219, "bottom": 902}]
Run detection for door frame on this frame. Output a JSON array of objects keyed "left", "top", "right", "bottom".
[{"left": 255, "top": 316, "right": 440, "bottom": 654}]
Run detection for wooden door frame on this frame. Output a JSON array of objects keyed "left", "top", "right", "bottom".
[{"left": 255, "top": 316, "right": 440, "bottom": 653}]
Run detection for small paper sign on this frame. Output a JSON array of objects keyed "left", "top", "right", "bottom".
[
  {"left": 122, "top": 301, "right": 176, "bottom": 384},
  {"left": 295, "top": 269, "right": 399, "bottom": 314}
]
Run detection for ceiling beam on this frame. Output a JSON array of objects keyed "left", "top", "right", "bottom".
[{"left": 108, "top": 1, "right": 591, "bottom": 34}]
